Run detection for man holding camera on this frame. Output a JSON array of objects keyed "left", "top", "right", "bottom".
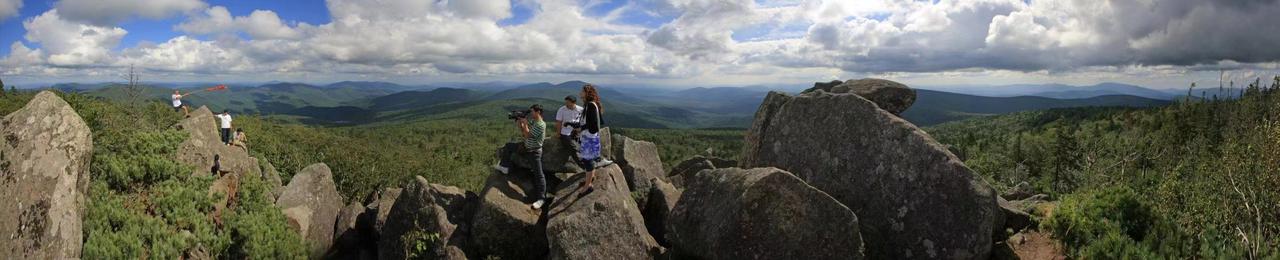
[
  {"left": 511, "top": 104, "right": 549, "bottom": 209},
  {"left": 556, "top": 95, "right": 583, "bottom": 158}
]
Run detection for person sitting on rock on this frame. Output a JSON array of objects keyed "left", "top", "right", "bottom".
[
  {"left": 231, "top": 128, "right": 248, "bottom": 151},
  {"left": 556, "top": 95, "right": 584, "bottom": 160},
  {"left": 216, "top": 110, "right": 233, "bottom": 146},
  {"left": 172, "top": 90, "right": 190, "bottom": 117}
]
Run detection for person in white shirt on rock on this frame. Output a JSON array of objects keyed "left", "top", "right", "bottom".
[
  {"left": 172, "top": 90, "right": 190, "bottom": 117},
  {"left": 555, "top": 95, "right": 584, "bottom": 160},
  {"left": 216, "top": 110, "right": 233, "bottom": 146}
]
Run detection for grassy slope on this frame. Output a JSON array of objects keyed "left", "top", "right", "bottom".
[{"left": 927, "top": 84, "right": 1280, "bottom": 257}]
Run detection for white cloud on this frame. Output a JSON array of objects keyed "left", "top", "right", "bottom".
[
  {"left": 177, "top": 6, "right": 306, "bottom": 40},
  {"left": 5, "top": 0, "right": 1280, "bottom": 86},
  {"left": 0, "top": 0, "right": 21, "bottom": 21},
  {"left": 23, "top": 10, "right": 128, "bottom": 66},
  {"left": 54, "top": 0, "right": 206, "bottom": 26}
]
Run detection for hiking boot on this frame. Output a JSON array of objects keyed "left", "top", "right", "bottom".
[{"left": 531, "top": 199, "right": 545, "bottom": 210}]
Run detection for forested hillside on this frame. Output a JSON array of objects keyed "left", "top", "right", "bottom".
[{"left": 927, "top": 78, "right": 1280, "bottom": 258}]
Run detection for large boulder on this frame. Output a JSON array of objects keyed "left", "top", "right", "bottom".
[
  {"left": 379, "top": 176, "right": 475, "bottom": 260},
  {"left": 0, "top": 91, "right": 93, "bottom": 259},
  {"left": 666, "top": 168, "right": 863, "bottom": 259},
  {"left": 260, "top": 158, "right": 284, "bottom": 199},
  {"left": 470, "top": 170, "right": 547, "bottom": 259},
  {"left": 667, "top": 156, "right": 736, "bottom": 189},
  {"left": 327, "top": 202, "right": 367, "bottom": 259},
  {"left": 742, "top": 90, "right": 999, "bottom": 259},
  {"left": 207, "top": 172, "right": 241, "bottom": 225},
  {"left": 545, "top": 164, "right": 661, "bottom": 260},
  {"left": 613, "top": 135, "right": 666, "bottom": 210},
  {"left": 802, "top": 78, "right": 916, "bottom": 115},
  {"left": 174, "top": 106, "right": 260, "bottom": 177},
  {"left": 362, "top": 187, "right": 402, "bottom": 242},
  {"left": 275, "top": 163, "right": 345, "bottom": 259},
  {"left": 644, "top": 179, "right": 681, "bottom": 246},
  {"left": 997, "top": 197, "right": 1034, "bottom": 236}
]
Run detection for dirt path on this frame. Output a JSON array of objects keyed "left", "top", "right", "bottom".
[{"left": 1007, "top": 230, "right": 1068, "bottom": 260}]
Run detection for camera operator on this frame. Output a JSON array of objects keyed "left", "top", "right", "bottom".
[{"left": 496, "top": 104, "right": 550, "bottom": 210}]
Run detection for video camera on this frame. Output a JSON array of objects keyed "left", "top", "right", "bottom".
[{"left": 508, "top": 109, "right": 532, "bottom": 120}]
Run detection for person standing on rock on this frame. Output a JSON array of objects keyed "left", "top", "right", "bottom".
[
  {"left": 518, "top": 104, "right": 550, "bottom": 209},
  {"left": 217, "top": 110, "right": 234, "bottom": 146},
  {"left": 577, "top": 84, "right": 609, "bottom": 194},
  {"left": 556, "top": 95, "right": 584, "bottom": 159},
  {"left": 172, "top": 90, "right": 190, "bottom": 117}
]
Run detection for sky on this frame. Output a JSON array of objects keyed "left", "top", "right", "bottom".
[{"left": 1, "top": 0, "right": 1279, "bottom": 89}]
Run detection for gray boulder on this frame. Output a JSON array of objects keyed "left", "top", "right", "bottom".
[
  {"left": 644, "top": 179, "right": 681, "bottom": 246},
  {"left": 362, "top": 187, "right": 402, "bottom": 242},
  {"left": 666, "top": 168, "right": 863, "bottom": 260},
  {"left": 0, "top": 91, "right": 93, "bottom": 259},
  {"left": 545, "top": 164, "right": 661, "bottom": 260},
  {"left": 470, "top": 170, "right": 547, "bottom": 259},
  {"left": 742, "top": 90, "right": 999, "bottom": 259},
  {"left": 207, "top": 172, "right": 240, "bottom": 225},
  {"left": 802, "top": 78, "right": 916, "bottom": 114},
  {"left": 327, "top": 202, "right": 366, "bottom": 259},
  {"left": 379, "top": 176, "right": 474, "bottom": 260},
  {"left": 667, "top": 156, "right": 736, "bottom": 189},
  {"left": 174, "top": 106, "right": 261, "bottom": 177},
  {"left": 1002, "top": 181, "right": 1035, "bottom": 200},
  {"left": 614, "top": 135, "right": 666, "bottom": 210},
  {"left": 997, "top": 197, "right": 1034, "bottom": 236},
  {"left": 260, "top": 159, "right": 284, "bottom": 199},
  {"left": 276, "top": 163, "right": 345, "bottom": 259}
]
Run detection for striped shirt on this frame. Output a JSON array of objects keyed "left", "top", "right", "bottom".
[{"left": 525, "top": 119, "right": 546, "bottom": 149}]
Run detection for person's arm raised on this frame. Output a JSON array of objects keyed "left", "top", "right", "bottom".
[{"left": 518, "top": 118, "right": 531, "bottom": 138}]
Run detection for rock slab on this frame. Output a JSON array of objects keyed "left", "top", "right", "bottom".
[
  {"left": 174, "top": 106, "right": 260, "bottom": 177},
  {"left": 803, "top": 78, "right": 916, "bottom": 115},
  {"left": 469, "top": 170, "right": 547, "bottom": 259},
  {"left": 666, "top": 168, "right": 863, "bottom": 260},
  {"left": 545, "top": 164, "right": 661, "bottom": 260},
  {"left": 379, "top": 176, "right": 474, "bottom": 260},
  {"left": 742, "top": 90, "right": 999, "bottom": 259},
  {"left": 275, "top": 163, "right": 344, "bottom": 259},
  {"left": 614, "top": 135, "right": 666, "bottom": 210},
  {"left": 0, "top": 91, "right": 93, "bottom": 259}
]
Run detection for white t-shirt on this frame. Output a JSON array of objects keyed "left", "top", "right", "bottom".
[
  {"left": 555, "top": 105, "right": 583, "bottom": 136},
  {"left": 217, "top": 114, "right": 232, "bottom": 129},
  {"left": 172, "top": 94, "right": 182, "bottom": 107}
]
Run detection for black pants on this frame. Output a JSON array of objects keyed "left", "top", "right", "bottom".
[
  {"left": 560, "top": 134, "right": 580, "bottom": 158},
  {"left": 220, "top": 128, "right": 231, "bottom": 144},
  {"left": 499, "top": 142, "right": 547, "bottom": 201}
]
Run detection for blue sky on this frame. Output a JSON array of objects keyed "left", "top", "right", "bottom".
[{"left": 0, "top": 0, "right": 1276, "bottom": 89}]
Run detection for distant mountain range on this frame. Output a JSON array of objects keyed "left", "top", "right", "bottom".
[
  {"left": 58, "top": 80, "right": 1180, "bottom": 128},
  {"left": 903, "top": 90, "right": 1172, "bottom": 126}
]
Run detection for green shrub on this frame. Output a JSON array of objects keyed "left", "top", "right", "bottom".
[{"left": 1045, "top": 186, "right": 1153, "bottom": 249}]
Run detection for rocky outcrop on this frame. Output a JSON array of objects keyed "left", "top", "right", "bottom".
[
  {"left": 208, "top": 172, "right": 241, "bottom": 225},
  {"left": 470, "top": 170, "right": 547, "bottom": 259},
  {"left": 742, "top": 90, "right": 999, "bottom": 259},
  {"left": 545, "top": 164, "right": 661, "bottom": 260},
  {"left": 802, "top": 78, "right": 916, "bottom": 115},
  {"left": 997, "top": 197, "right": 1034, "bottom": 236},
  {"left": 666, "top": 168, "right": 863, "bottom": 259},
  {"left": 644, "top": 179, "right": 680, "bottom": 246},
  {"left": 667, "top": 156, "right": 736, "bottom": 189},
  {"left": 174, "top": 106, "right": 260, "bottom": 177},
  {"left": 0, "top": 91, "right": 93, "bottom": 259},
  {"left": 1002, "top": 181, "right": 1035, "bottom": 200},
  {"left": 613, "top": 135, "right": 666, "bottom": 210},
  {"left": 363, "top": 187, "right": 402, "bottom": 242},
  {"left": 260, "top": 158, "right": 284, "bottom": 199},
  {"left": 379, "top": 176, "right": 475, "bottom": 260},
  {"left": 275, "top": 163, "right": 344, "bottom": 259},
  {"left": 328, "top": 202, "right": 366, "bottom": 259}
]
